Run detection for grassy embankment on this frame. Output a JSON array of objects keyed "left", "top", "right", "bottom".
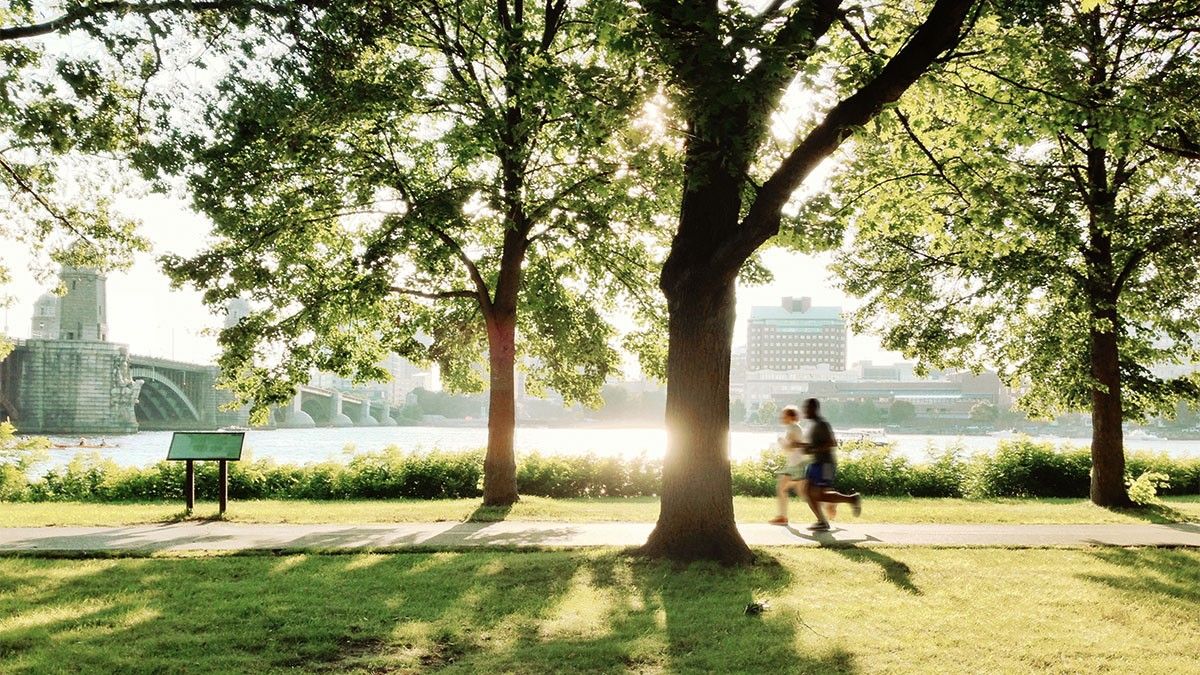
[{"left": 1, "top": 495, "right": 1197, "bottom": 527}]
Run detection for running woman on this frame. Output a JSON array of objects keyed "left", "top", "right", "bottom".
[{"left": 768, "top": 405, "right": 808, "bottom": 525}]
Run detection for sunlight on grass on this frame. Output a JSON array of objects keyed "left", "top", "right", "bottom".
[
  {"left": 0, "top": 548, "right": 1196, "bottom": 672},
  {"left": 1, "top": 495, "right": 1196, "bottom": 527}
]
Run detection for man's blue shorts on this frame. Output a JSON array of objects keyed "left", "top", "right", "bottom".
[{"left": 805, "top": 462, "right": 836, "bottom": 488}]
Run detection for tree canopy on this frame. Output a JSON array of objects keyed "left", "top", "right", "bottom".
[
  {"left": 0, "top": 2, "right": 304, "bottom": 269},
  {"left": 830, "top": 0, "right": 1200, "bottom": 503}
]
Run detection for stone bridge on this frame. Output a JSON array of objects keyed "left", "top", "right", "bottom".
[
  {"left": 272, "top": 385, "right": 398, "bottom": 429},
  {"left": 0, "top": 340, "right": 399, "bottom": 434}
]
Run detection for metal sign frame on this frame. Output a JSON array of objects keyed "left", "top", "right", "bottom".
[{"left": 166, "top": 431, "right": 246, "bottom": 513}]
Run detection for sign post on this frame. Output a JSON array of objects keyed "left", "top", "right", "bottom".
[
  {"left": 185, "top": 459, "right": 196, "bottom": 511},
  {"left": 167, "top": 432, "right": 245, "bottom": 514}
]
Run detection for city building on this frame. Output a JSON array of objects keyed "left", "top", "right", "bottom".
[
  {"left": 743, "top": 364, "right": 855, "bottom": 407},
  {"left": 742, "top": 359, "right": 1007, "bottom": 420},
  {"left": 856, "top": 361, "right": 919, "bottom": 381},
  {"left": 729, "top": 345, "right": 747, "bottom": 401},
  {"left": 747, "top": 297, "right": 847, "bottom": 372}
]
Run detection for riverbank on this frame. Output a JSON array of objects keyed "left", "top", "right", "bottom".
[{"left": 2, "top": 496, "right": 1197, "bottom": 527}]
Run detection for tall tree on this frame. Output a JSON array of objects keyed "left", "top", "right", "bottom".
[
  {"left": 162, "top": 0, "right": 665, "bottom": 505},
  {"left": 633, "top": 0, "right": 978, "bottom": 562},
  {"left": 830, "top": 0, "right": 1200, "bottom": 505}
]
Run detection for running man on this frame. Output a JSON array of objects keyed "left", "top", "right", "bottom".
[{"left": 801, "top": 398, "right": 861, "bottom": 531}]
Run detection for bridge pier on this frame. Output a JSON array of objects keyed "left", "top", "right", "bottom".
[
  {"left": 0, "top": 340, "right": 141, "bottom": 434},
  {"left": 279, "top": 392, "right": 315, "bottom": 428},
  {"left": 329, "top": 391, "right": 354, "bottom": 427},
  {"left": 375, "top": 401, "right": 397, "bottom": 426},
  {"left": 355, "top": 401, "right": 378, "bottom": 427}
]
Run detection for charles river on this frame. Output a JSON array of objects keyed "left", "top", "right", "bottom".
[{"left": 36, "top": 426, "right": 1200, "bottom": 469}]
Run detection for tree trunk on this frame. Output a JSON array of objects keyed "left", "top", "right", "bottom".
[
  {"left": 483, "top": 314, "right": 519, "bottom": 506},
  {"left": 1088, "top": 306, "right": 1130, "bottom": 507},
  {"left": 640, "top": 278, "right": 753, "bottom": 565}
]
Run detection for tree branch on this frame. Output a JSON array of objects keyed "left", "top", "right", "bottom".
[
  {"left": 732, "top": 0, "right": 977, "bottom": 265},
  {"left": 390, "top": 286, "right": 479, "bottom": 301},
  {"left": 0, "top": 151, "right": 93, "bottom": 247},
  {"left": 423, "top": 221, "right": 493, "bottom": 310},
  {"left": 893, "top": 108, "right": 967, "bottom": 204},
  {"left": 0, "top": 0, "right": 293, "bottom": 42}
]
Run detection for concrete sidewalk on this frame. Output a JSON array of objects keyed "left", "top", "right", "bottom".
[{"left": 1, "top": 521, "right": 1198, "bottom": 552}]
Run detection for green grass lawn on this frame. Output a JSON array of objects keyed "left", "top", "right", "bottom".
[
  {"left": 0, "top": 547, "right": 1196, "bottom": 673},
  {"left": 0, "top": 495, "right": 1197, "bottom": 527}
]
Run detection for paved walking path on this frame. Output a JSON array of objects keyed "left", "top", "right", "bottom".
[{"left": 1, "top": 521, "right": 1198, "bottom": 552}]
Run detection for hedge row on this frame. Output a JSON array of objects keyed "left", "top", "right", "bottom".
[
  {"left": 1, "top": 439, "right": 1197, "bottom": 502},
  {"left": 735, "top": 441, "right": 1200, "bottom": 498}
]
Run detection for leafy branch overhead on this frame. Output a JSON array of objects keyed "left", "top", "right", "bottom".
[{"left": 0, "top": 0, "right": 326, "bottom": 288}]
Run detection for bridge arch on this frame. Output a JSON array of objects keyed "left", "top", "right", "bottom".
[
  {"left": 300, "top": 397, "right": 330, "bottom": 426},
  {"left": 132, "top": 368, "right": 202, "bottom": 426}
]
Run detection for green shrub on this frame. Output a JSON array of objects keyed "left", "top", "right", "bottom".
[
  {"left": 0, "top": 464, "right": 27, "bottom": 501},
  {"left": 1126, "top": 471, "right": 1171, "bottom": 506},
  {"left": 0, "top": 421, "right": 48, "bottom": 500},
  {"left": 731, "top": 450, "right": 780, "bottom": 497},
  {"left": 836, "top": 443, "right": 915, "bottom": 496},
  {"left": 964, "top": 440, "right": 1091, "bottom": 498},
  {"left": 1125, "top": 452, "right": 1200, "bottom": 496},
  {"left": 906, "top": 448, "right": 968, "bottom": 498}
]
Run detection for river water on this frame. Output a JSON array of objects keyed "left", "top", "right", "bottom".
[{"left": 32, "top": 425, "right": 1200, "bottom": 469}]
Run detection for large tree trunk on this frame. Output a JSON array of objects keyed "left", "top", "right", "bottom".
[
  {"left": 1088, "top": 306, "right": 1130, "bottom": 507},
  {"left": 640, "top": 154, "right": 753, "bottom": 564},
  {"left": 483, "top": 314, "right": 519, "bottom": 506},
  {"left": 640, "top": 279, "right": 751, "bottom": 564}
]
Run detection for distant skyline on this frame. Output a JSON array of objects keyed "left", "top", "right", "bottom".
[{"left": 1, "top": 195, "right": 903, "bottom": 371}]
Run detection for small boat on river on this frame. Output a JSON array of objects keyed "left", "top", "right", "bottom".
[{"left": 50, "top": 438, "right": 120, "bottom": 450}]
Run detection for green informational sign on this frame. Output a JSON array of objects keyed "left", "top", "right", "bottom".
[{"left": 167, "top": 432, "right": 246, "bottom": 461}]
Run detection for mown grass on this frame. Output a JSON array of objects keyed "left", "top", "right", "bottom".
[
  {"left": 1, "top": 495, "right": 1197, "bottom": 527},
  {"left": 0, "top": 547, "right": 1196, "bottom": 673}
]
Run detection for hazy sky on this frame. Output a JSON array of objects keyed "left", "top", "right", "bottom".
[{"left": 2, "top": 192, "right": 902, "bottom": 371}]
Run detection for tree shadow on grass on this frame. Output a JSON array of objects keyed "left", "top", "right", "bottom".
[
  {"left": 467, "top": 502, "right": 512, "bottom": 522},
  {"left": 469, "top": 551, "right": 857, "bottom": 673},
  {"left": 0, "top": 550, "right": 581, "bottom": 673},
  {"left": 1077, "top": 547, "right": 1200, "bottom": 611},
  {"left": 1100, "top": 503, "right": 1192, "bottom": 523},
  {"left": 0, "top": 548, "right": 863, "bottom": 673},
  {"left": 629, "top": 552, "right": 857, "bottom": 673}
]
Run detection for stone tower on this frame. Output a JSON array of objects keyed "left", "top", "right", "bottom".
[
  {"left": 58, "top": 266, "right": 107, "bottom": 341},
  {"left": 30, "top": 293, "right": 60, "bottom": 339}
]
